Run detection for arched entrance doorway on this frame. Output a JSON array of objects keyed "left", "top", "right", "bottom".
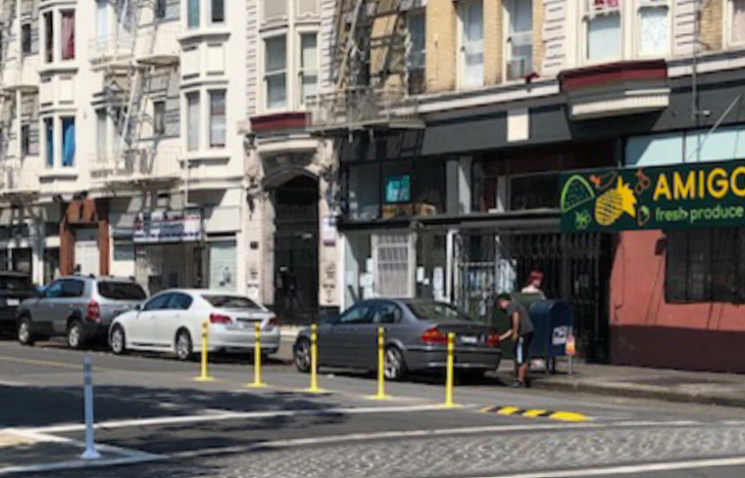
[{"left": 272, "top": 175, "right": 319, "bottom": 325}]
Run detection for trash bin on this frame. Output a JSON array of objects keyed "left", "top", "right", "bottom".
[{"left": 528, "top": 300, "right": 574, "bottom": 374}]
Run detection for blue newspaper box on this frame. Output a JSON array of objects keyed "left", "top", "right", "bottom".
[{"left": 528, "top": 300, "right": 574, "bottom": 372}]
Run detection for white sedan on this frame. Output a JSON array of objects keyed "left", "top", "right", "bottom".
[{"left": 109, "top": 289, "right": 281, "bottom": 360}]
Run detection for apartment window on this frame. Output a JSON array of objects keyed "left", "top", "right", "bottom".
[
  {"left": 263, "top": 0, "right": 288, "bottom": 22},
  {"left": 97, "top": 0, "right": 109, "bottom": 44},
  {"left": 299, "top": 33, "right": 318, "bottom": 105},
  {"left": 21, "top": 24, "right": 32, "bottom": 55},
  {"left": 406, "top": 11, "right": 426, "bottom": 95},
  {"left": 188, "top": 0, "right": 200, "bottom": 28},
  {"left": 156, "top": 0, "right": 167, "bottom": 19},
  {"left": 505, "top": 0, "right": 533, "bottom": 81},
  {"left": 61, "top": 10, "right": 75, "bottom": 60},
  {"left": 265, "top": 36, "right": 287, "bottom": 109},
  {"left": 585, "top": 0, "right": 621, "bottom": 61},
  {"left": 44, "top": 118, "right": 53, "bottom": 167},
  {"left": 44, "top": 12, "right": 53, "bottom": 63},
  {"left": 21, "top": 125, "right": 30, "bottom": 157},
  {"left": 211, "top": 0, "right": 225, "bottom": 24},
  {"left": 638, "top": 1, "right": 670, "bottom": 56},
  {"left": 61, "top": 117, "right": 75, "bottom": 167},
  {"left": 731, "top": 0, "right": 745, "bottom": 45},
  {"left": 96, "top": 109, "right": 107, "bottom": 157},
  {"left": 153, "top": 101, "right": 166, "bottom": 136},
  {"left": 458, "top": 0, "right": 484, "bottom": 88},
  {"left": 209, "top": 91, "right": 226, "bottom": 148},
  {"left": 186, "top": 92, "right": 200, "bottom": 151}
]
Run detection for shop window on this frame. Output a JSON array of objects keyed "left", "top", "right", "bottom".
[
  {"left": 585, "top": 0, "right": 621, "bottom": 61},
  {"left": 61, "top": 117, "right": 75, "bottom": 167},
  {"left": 209, "top": 90, "right": 226, "bottom": 148},
  {"left": 188, "top": 0, "right": 200, "bottom": 28},
  {"left": 504, "top": 0, "right": 533, "bottom": 81},
  {"left": 299, "top": 33, "right": 319, "bottom": 106},
  {"left": 458, "top": 0, "right": 484, "bottom": 88},
  {"left": 666, "top": 228, "right": 745, "bottom": 304},
  {"left": 153, "top": 101, "right": 166, "bottom": 136},
  {"left": 44, "top": 118, "right": 53, "bottom": 167},
  {"left": 44, "top": 12, "right": 53, "bottom": 63},
  {"left": 21, "top": 23, "right": 32, "bottom": 55},
  {"left": 414, "top": 157, "right": 446, "bottom": 216},
  {"left": 211, "top": 0, "right": 225, "bottom": 24},
  {"left": 186, "top": 92, "right": 200, "bottom": 151},
  {"left": 731, "top": 0, "right": 745, "bottom": 45},
  {"left": 510, "top": 173, "right": 559, "bottom": 210},
  {"left": 60, "top": 10, "right": 75, "bottom": 61},
  {"left": 347, "top": 163, "right": 380, "bottom": 221},
  {"left": 265, "top": 35, "right": 287, "bottom": 109},
  {"left": 406, "top": 10, "right": 426, "bottom": 95}
]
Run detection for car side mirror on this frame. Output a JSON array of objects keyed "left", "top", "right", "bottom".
[{"left": 135, "top": 304, "right": 142, "bottom": 311}]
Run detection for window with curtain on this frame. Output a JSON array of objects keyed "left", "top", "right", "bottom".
[
  {"left": 188, "top": 0, "right": 200, "bottom": 28},
  {"left": 96, "top": 109, "right": 107, "bottom": 158},
  {"left": 505, "top": 0, "right": 533, "bottom": 80},
  {"left": 44, "top": 118, "right": 53, "bottom": 167},
  {"left": 586, "top": 0, "right": 621, "bottom": 61},
  {"left": 209, "top": 90, "right": 226, "bottom": 148},
  {"left": 61, "top": 10, "right": 75, "bottom": 60},
  {"left": 406, "top": 11, "right": 426, "bottom": 94},
  {"left": 299, "top": 33, "right": 318, "bottom": 105},
  {"left": 44, "top": 12, "right": 53, "bottom": 63},
  {"left": 638, "top": 3, "right": 669, "bottom": 56},
  {"left": 459, "top": 0, "right": 484, "bottom": 88},
  {"left": 61, "top": 117, "right": 75, "bottom": 167},
  {"left": 265, "top": 36, "right": 287, "bottom": 109},
  {"left": 733, "top": 0, "right": 745, "bottom": 44},
  {"left": 186, "top": 92, "right": 200, "bottom": 151},
  {"left": 211, "top": 0, "right": 225, "bottom": 23}
]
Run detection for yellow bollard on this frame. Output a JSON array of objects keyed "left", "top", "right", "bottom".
[
  {"left": 443, "top": 332, "right": 457, "bottom": 408},
  {"left": 248, "top": 322, "right": 267, "bottom": 388},
  {"left": 304, "top": 323, "right": 323, "bottom": 393},
  {"left": 369, "top": 327, "right": 390, "bottom": 400},
  {"left": 195, "top": 320, "right": 214, "bottom": 382}
]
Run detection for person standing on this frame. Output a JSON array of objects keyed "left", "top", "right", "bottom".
[
  {"left": 521, "top": 270, "right": 545, "bottom": 297},
  {"left": 497, "top": 293, "right": 535, "bottom": 388}
]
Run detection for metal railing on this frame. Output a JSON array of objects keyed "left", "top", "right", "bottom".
[
  {"left": 89, "top": 33, "right": 135, "bottom": 65},
  {"left": 306, "top": 86, "right": 421, "bottom": 131}
]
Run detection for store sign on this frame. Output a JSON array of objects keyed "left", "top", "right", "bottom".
[
  {"left": 561, "top": 160, "right": 745, "bottom": 232},
  {"left": 134, "top": 210, "right": 202, "bottom": 243}
]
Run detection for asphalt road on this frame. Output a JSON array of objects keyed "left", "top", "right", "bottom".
[{"left": 2, "top": 338, "right": 745, "bottom": 478}]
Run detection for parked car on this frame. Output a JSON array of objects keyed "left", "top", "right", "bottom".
[
  {"left": 109, "top": 289, "right": 281, "bottom": 361},
  {"left": 0, "top": 272, "right": 38, "bottom": 336},
  {"left": 293, "top": 298, "right": 502, "bottom": 381},
  {"left": 17, "top": 276, "right": 147, "bottom": 348}
]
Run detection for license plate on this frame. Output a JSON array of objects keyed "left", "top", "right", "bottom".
[
  {"left": 6, "top": 299, "right": 19, "bottom": 306},
  {"left": 461, "top": 336, "right": 478, "bottom": 345}
]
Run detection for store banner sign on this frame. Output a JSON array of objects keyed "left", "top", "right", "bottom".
[
  {"left": 134, "top": 210, "right": 202, "bottom": 243},
  {"left": 560, "top": 160, "right": 745, "bottom": 232}
]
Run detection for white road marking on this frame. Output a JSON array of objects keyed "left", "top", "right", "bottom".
[{"left": 470, "top": 456, "right": 745, "bottom": 478}]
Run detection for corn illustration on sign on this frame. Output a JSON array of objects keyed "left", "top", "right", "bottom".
[{"left": 560, "top": 160, "right": 745, "bottom": 233}]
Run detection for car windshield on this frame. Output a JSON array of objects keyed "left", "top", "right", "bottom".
[
  {"left": 406, "top": 301, "right": 473, "bottom": 323},
  {"left": 0, "top": 276, "right": 33, "bottom": 291},
  {"left": 98, "top": 282, "right": 147, "bottom": 301},
  {"left": 203, "top": 295, "right": 262, "bottom": 310}
]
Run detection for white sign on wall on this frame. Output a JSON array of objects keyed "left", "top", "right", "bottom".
[{"left": 134, "top": 210, "right": 202, "bottom": 244}]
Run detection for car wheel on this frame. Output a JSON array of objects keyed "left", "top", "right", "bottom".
[
  {"left": 67, "top": 321, "right": 85, "bottom": 350},
  {"left": 175, "top": 330, "right": 193, "bottom": 361},
  {"left": 384, "top": 346, "right": 407, "bottom": 381},
  {"left": 110, "top": 325, "right": 127, "bottom": 355},
  {"left": 17, "top": 317, "right": 35, "bottom": 346},
  {"left": 294, "top": 338, "right": 311, "bottom": 373}
]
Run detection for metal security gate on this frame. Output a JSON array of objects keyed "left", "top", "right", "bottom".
[
  {"left": 373, "top": 233, "right": 415, "bottom": 298},
  {"left": 455, "top": 231, "right": 611, "bottom": 362}
]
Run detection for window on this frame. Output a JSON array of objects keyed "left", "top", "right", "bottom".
[
  {"left": 338, "top": 303, "right": 372, "bottom": 325},
  {"left": 585, "top": 0, "right": 621, "bottom": 61},
  {"left": 186, "top": 92, "right": 200, "bottom": 151},
  {"left": 209, "top": 90, "right": 226, "bottom": 148},
  {"left": 144, "top": 293, "right": 172, "bottom": 311},
  {"left": 638, "top": 2, "right": 670, "bottom": 56},
  {"left": 666, "top": 228, "right": 745, "bottom": 304},
  {"left": 156, "top": 0, "right": 167, "bottom": 19},
  {"left": 299, "top": 33, "right": 318, "bottom": 105},
  {"left": 731, "top": 0, "right": 745, "bottom": 45},
  {"left": 61, "top": 117, "right": 75, "bottom": 167},
  {"left": 43, "top": 280, "right": 63, "bottom": 298},
  {"left": 61, "top": 10, "right": 75, "bottom": 61},
  {"left": 21, "top": 125, "right": 30, "bottom": 157},
  {"left": 188, "top": 0, "right": 200, "bottom": 28},
  {"left": 211, "top": 0, "right": 225, "bottom": 24},
  {"left": 505, "top": 0, "right": 533, "bottom": 80},
  {"left": 406, "top": 11, "right": 426, "bottom": 94},
  {"left": 61, "top": 279, "right": 85, "bottom": 298},
  {"left": 44, "top": 118, "right": 53, "bottom": 167},
  {"left": 96, "top": 0, "right": 108, "bottom": 44},
  {"left": 458, "top": 0, "right": 484, "bottom": 88},
  {"left": 21, "top": 24, "right": 32, "bottom": 55},
  {"left": 265, "top": 36, "right": 287, "bottom": 109},
  {"left": 202, "top": 295, "right": 261, "bottom": 309},
  {"left": 370, "top": 302, "right": 403, "bottom": 324},
  {"left": 44, "top": 12, "right": 53, "bottom": 63},
  {"left": 98, "top": 282, "right": 147, "bottom": 300},
  {"left": 169, "top": 293, "right": 194, "bottom": 310},
  {"left": 347, "top": 163, "right": 381, "bottom": 220},
  {"left": 406, "top": 300, "right": 474, "bottom": 322},
  {"left": 153, "top": 101, "right": 166, "bottom": 136}
]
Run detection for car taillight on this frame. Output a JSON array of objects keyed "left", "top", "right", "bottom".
[
  {"left": 87, "top": 300, "right": 101, "bottom": 322},
  {"left": 209, "top": 314, "right": 233, "bottom": 324},
  {"left": 486, "top": 332, "right": 500, "bottom": 347},
  {"left": 268, "top": 317, "right": 280, "bottom": 328},
  {"left": 421, "top": 327, "right": 448, "bottom": 345}
]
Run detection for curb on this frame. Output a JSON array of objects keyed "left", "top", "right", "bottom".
[{"left": 532, "top": 378, "right": 745, "bottom": 409}]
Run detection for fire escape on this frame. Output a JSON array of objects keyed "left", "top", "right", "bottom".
[
  {"left": 90, "top": 0, "right": 181, "bottom": 188},
  {"left": 307, "top": 0, "right": 424, "bottom": 135}
]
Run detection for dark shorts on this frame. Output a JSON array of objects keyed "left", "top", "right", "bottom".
[{"left": 514, "top": 333, "right": 533, "bottom": 366}]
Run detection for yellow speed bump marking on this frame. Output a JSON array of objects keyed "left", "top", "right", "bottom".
[
  {"left": 481, "top": 406, "right": 589, "bottom": 422},
  {"left": 522, "top": 409, "right": 549, "bottom": 418},
  {"left": 548, "top": 411, "right": 589, "bottom": 422},
  {"left": 496, "top": 406, "right": 521, "bottom": 416}
]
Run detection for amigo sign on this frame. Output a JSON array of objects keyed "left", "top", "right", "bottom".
[{"left": 560, "top": 160, "right": 745, "bottom": 233}]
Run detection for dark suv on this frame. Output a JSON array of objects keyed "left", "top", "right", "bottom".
[
  {"left": 0, "top": 272, "right": 37, "bottom": 335},
  {"left": 17, "top": 276, "right": 147, "bottom": 348}
]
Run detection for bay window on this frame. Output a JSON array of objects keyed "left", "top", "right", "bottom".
[
  {"left": 299, "top": 33, "right": 318, "bottom": 105},
  {"left": 265, "top": 35, "right": 287, "bottom": 109},
  {"left": 458, "top": 0, "right": 484, "bottom": 88},
  {"left": 585, "top": 0, "right": 621, "bottom": 61},
  {"left": 44, "top": 118, "right": 53, "bottom": 167},
  {"left": 406, "top": 11, "right": 426, "bottom": 94},
  {"left": 505, "top": 0, "right": 533, "bottom": 81},
  {"left": 211, "top": 0, "right": 225, "bottom": 24},
  {"left": 186, "top": 92, "right": 200, "bottom": 151},
  {"left": 209, "top": 90, "right": 226, "bottom": 148},
  {"left": 61, "top": 118, "right": 75, "bottom": 167},
  {"left": 731, "top": 0, "right": 745, "bottom": 45},
  {"left": 44, "top": 12, "right": 52, "bottom": 63},
  {"left": 188, "top": 0, "right": 200, "bottom": 28}
]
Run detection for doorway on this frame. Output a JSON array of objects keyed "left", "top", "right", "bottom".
[{"left": 273, "top": 175, "right": 319, "bottom": 325}]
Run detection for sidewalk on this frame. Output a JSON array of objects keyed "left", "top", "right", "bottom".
[{"left": 529, "top": 361, "right": 745, "bottom": 409}]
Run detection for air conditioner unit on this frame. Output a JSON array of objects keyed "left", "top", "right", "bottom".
[{"left": 507, "top": 57, "right": 528, "bottom": 81}]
